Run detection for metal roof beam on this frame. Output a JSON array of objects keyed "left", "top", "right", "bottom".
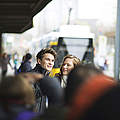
[
  {"left": 0, "top": 0, "right": 36, "bottom": 3},
  {"left": 32, "top": 0, "right": 52, "bottom": 16},
  {"left": 0, "top": 0, "right": 52, "bottom": 33}
]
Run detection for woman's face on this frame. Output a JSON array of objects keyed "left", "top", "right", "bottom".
[{"left": 62, "top": 58, "right": 74, "bottom": 75}]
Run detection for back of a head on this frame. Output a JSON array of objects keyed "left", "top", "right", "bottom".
[
  {"left": 25, "top": 53, "right": 32, "bottom": 61},
  {"left": 80, "top": 85, "right": 120, "bottom": 120},
  {"left": 0, "top": 75, "right": 35, "bottom": 105},
  {"left": 67, "top": 74, "right": 118, "bottom": 120},
  {"left": 36, "top": 48, "right": 57, "bottom": 60},
  {"left": 65, "top": 64, "right": 102, "bottom": 105}
]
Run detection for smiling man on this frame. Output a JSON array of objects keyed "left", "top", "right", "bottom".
[
  {"left": 32, "top": 48, "right": 56, "bottom": 74},
  {"left": 31, "top": 48, "right": 58, "bottom": 113}
]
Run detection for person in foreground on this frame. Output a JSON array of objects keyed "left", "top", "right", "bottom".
[
  {"left": 32, "top": 64, "right": 103, "bottom": 120},
  {"left": 66, "top": 64, "right": 119, "bottom": 120},
  {"left": 30, "top": 48, "right": 63, "bottom": 113},
  {"left": 0, "top": 75, "right": 37, "bottom": 120}
]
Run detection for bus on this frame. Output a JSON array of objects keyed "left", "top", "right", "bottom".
[{"left": 45, "top": 25, "right": 95, "bottom": 76}]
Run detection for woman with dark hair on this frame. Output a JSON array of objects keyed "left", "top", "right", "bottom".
[{"left": 17, "top": 53, "right": 32, "bottom": 73}]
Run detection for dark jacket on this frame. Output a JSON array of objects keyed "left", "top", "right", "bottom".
[
  {"left": 30, "top": 64, "right": 49, "bottom": 113},
  {"left": 30, "top": 64, "right": 49, "bottom": 75},
  {"left": 31, "top": 64, "right": 63, "bottom": 114},
  {"left": 18, "top": 61, "right": 32, "bottom": 73}
]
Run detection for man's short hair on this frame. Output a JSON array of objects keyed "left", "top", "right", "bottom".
[{"left": 36, "top": 48, "right": 57, "bottom": 60}]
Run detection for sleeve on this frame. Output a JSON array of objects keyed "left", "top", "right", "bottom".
[{"left": 38, "top": 76, "right": 64, "bottom": 106}]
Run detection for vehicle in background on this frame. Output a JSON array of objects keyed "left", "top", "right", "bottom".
[
  {"left": 46, "top": 25, "right": 95, "bottom": 77},
  {"left": 35, "top": 25, "right": 95, "bottom": 76}
]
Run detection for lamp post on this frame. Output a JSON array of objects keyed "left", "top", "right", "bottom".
[
  {"left": 67, "top": 7, "right": 72, "bottom": 25},
  {"left": 65, "top": 0, "right": 73, "bottom": 25}
]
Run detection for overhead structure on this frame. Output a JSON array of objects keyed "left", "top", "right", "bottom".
[{"left": 0, "top": 0, "right": 52, "bottom": 33}]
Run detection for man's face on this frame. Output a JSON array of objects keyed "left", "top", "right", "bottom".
[{"left": 38, "top": 53, "right": 55, "bottom": 71}]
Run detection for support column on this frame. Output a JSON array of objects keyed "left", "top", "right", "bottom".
[
  {"left": 0, "top": 33, "right": 2, "bottom": 58},
  {"left": 0, "top": 33, "right": 2, "bottom": 80},
  {"left": 114, "top": 0, "right": 120, "bottom": 80}
]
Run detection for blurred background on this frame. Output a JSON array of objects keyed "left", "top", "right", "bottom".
[{"left": 2, "top": 0, "right": 117, "bottom": 77}]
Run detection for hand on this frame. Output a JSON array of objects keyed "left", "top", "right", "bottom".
[{"left": 18, "top": 73, "right": 44, "bottom": 84}]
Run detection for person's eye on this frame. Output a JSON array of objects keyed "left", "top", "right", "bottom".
[
  {"left": 45, "top": 58, "right": 49, "bottom": 61},
  {"left": 67, "top": 64, "right": 71, "bottom": 66},
  {"left": 52, "top": 60, "right": 55, "bottom": 62}
]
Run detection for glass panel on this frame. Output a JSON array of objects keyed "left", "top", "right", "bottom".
[{"left": 63, "top": 38, "right": 90, "bottom": 60}]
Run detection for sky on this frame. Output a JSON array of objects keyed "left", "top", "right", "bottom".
[{"left": 78, "top": 0, "right": 117, "bottom": 24}]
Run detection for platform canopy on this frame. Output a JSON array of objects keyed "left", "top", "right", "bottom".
[{"left": 0, "top": 0, "right": 52, "bottom": 33}]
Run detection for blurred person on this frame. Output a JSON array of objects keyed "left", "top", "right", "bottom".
[
  {"left": 32, "top": 64, "right": 102, "bottom": 120},
  {"left": 104, "top": 59, "right": 108, "bottom": 70},
  {"left": 31, "top": 76, "right": 64, "bottom": 120},
  {"left": 55, "top": 54, "right": 80, "bottom": 88},
  {"left": 65, "top": 64, "right": 103, "bottom": 105},
  {"left": 19, "top": 72, "right": 44, "bottom": 85},
  {"left": 13, "top": 52, "right": 19, "bottom": 75},
  {"left": 16, "top": 55, "right": 26, "bottom": 74},
  {"left": 20, "top": 72, "right": 63, "bottom": 108},
  {"left": 21, "top": 55, "right": 26, "bottom": 63},
  {"left": 17, "top": 53, "right": 32, "bottom": 73},
  {"left": 22, "top": 55, "right": 26, "bottom": 62},
  {"left": 0, "top": 52, "right": 13, "bottom": 77},
  {"left": 30, "top": 48, "right": 62, "bottom": 113},
  {"left": 0, "top": 75, "right": 38, "bottom": 120},
  {"left": 67, "top": 73, "right": 118, "bottom": 120}
]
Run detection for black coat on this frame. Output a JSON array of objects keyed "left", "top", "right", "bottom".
[{"left": 30, "top": 64, "right": 63, "bottom": 113}]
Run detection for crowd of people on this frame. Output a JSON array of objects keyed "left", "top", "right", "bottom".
[{"left": 0, "top": 48, "right": 119, "bottom": 120}]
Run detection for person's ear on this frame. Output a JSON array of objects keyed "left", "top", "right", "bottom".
[{"left": 37, "top": 58, "right": 41, "bottom": 64}]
